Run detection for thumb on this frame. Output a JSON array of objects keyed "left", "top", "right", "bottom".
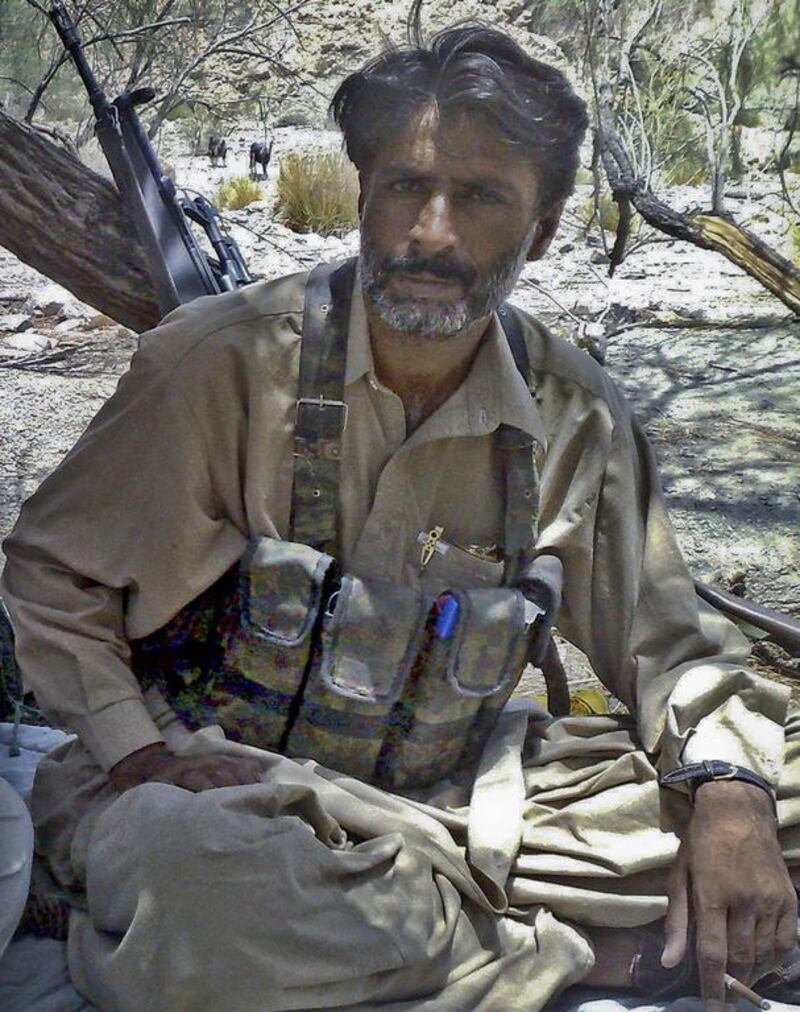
[{"left": 661, "top": 846, "right": 690, "bottom": 968}]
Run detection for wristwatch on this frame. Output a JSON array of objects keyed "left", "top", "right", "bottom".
[{"left": 660, "top": 759, "right": 778, "bottom": 816}]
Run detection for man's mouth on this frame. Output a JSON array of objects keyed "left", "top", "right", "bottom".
[{"left": 389, "top": 271, "right": 465, "bottom": 297}]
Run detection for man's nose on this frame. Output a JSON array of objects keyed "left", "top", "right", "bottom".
[{"left": 409, "top": 194, "right": 457, "bottom": 255}]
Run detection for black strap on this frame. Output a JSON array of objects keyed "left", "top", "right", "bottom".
[
  {"left": 660, "top": 760, "right": 778, "bottom": 815},
  {"left": 497, "top": 302, "right": 531, "bottom": 381},
  {"left": 496, "top": 303, "right": 540, "bottom": 585},
  {"left": 290, "top": 258, "right": 357, "bottom": 552}
]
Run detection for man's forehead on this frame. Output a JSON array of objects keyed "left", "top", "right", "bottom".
[{"left": 371, "top": 105, "right": 537, "bottom": 190}]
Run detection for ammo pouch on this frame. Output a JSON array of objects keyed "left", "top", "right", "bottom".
[{"left": 134, "top": 535, "right": 532, "bottom": 789}]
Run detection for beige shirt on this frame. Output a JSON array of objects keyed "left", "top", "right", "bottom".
[{"left": 0, "top": 267, "right": 789, "bottom": 777}]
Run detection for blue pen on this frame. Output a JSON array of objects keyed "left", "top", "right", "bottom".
[{"left": 434, "top": 593, "right": 460, "bottom": 640}]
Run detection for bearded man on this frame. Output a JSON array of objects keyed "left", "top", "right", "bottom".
[{"left": 2, "top": 25, "right": 800, "bottom": 1012}]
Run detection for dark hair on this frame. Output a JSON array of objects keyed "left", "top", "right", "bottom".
[{"left": 330, "top": 26, "right": 588, "bottom": 213}]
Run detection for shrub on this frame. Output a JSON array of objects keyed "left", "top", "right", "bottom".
[
  {"left": 662, "top": 156, "right": 709, "bottom": 186},
  {"left": 215, "top": 176, "right": 264, "bottom": 210},
  {"left": 276, "top": 111, "right": 312, "bottom": 128},
  {"left": 578, "top": 190, "right": 639, "bottom": 233},
  {"left": 574, "top": 165, "right": 595, "bottom": 186},
  {"left": 790, "top": 222, "right": 800, "bottom": 266},
  {"left": 277, "top": 152, "right": 359, "bottom": 236}
]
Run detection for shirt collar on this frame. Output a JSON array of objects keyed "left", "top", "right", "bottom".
[
  {"left": 344, "top": 261, "right": 546, "bottom": 449},
  {"left": 344, "top": 265, "right": 373, "bottom": 386}
]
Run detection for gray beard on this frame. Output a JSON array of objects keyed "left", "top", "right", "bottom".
[{"left": 359, "top": 223, "right": 536, "bottom": 339}]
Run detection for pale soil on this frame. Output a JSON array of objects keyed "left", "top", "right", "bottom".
[{"left": 1, "top": 135, "right": 798, "bottom": 704}]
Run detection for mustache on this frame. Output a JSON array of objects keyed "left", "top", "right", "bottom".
[{"left": 378, "top": 254, "right": 476, "bottom": 288}]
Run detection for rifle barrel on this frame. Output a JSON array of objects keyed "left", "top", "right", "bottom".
[{"left": 49, "top": 3, "right": 110, "bottom": 119}]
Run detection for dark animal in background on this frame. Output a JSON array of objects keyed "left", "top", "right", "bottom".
[
  {"left": 207, "top": 136, "right": 228, "bottom": 167},
  {"left": 249, "top": 139, "right": 274, "bottom": 179}
]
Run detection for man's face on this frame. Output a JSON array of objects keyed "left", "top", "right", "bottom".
[{"left": 359, "top": 107, "right": 549, "bottom": 339}]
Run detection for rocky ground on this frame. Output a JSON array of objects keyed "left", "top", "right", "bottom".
[{"left": 1, "top": 130, "right": 798, "bottom": 704}]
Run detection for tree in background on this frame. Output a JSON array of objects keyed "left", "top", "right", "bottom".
[
  {"left": 0, "top": 0, "right": 313, "bottom": 147},
  {"left": 577, "top": 0, "right": 800, "bottom": 311}
]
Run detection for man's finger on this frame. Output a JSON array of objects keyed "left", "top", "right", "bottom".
[
  {"left": 776, "top": 905, "right": 798, "bottom": 958},
  {"left": 213, "top": 756, "right": 262, "bottom": 778},
  {"left": 208, "top": 767, "right": 242, "bottom": 788},
  {"left": 228, "top": 759, "right": 263, "bottom": 784},
  {"left": 726, "top": 909, "right": 755, "bottom": 985},
  {"left": 662, "top": 846, "right": 689, "bottom": 968},
  {"left": 178, "top": 769, "right": 218, "bottom": 792},
  {"left": 695, "top": 903, "right": 728, "bottom": 1005}
]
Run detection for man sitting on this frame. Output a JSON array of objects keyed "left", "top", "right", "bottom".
[{"left": 2, "top": 25, "right": 799, "bottom": 1012}]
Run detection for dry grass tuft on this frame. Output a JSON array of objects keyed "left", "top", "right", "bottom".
[
  {"left": 215, "top": 176, "right": 263, "bottom": 210},
  {"left": 277, "top": 152, "right": 359, "bottom": 236}
]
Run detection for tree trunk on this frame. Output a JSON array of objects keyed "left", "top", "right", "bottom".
[
  {"left": 597, "top": 86, "right": 800, "bottom": 318},
  {"left": 0, "top": 110, "right": 160, "bottom": 332}
]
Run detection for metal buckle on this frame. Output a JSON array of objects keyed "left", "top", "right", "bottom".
[
  {"left": 702, "top": 759, "right": 737, "bottom": 780},
  {"left": 295, "top": 396, "right": 348, "bottom": 431}
]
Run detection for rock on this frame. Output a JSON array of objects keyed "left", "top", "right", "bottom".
[
  {"left": 53, "top": 319, "right": 80, "bottom": 334},
  {"left": 21, "top": 282, "right": 94, "bottom": 321},
  {"left": 590, "top": 250, "right": 610, "bottom": 265},
  {"left": 0, "top": 331, "right": 55, "bottom": 354},
  {"left": 83, "top": 313, "right": 118, "bottom": 331},
  {"left": 577, "top": 322, "right": 608, "bottom": 364},
  {"left": 0, "top": 313, "right": 32, "bottom": 333},
  {"left": 608, "top": 303, "right": 639, "bottom": 325},
  {"left": 22, "top": 283, "right": 70, "bottom": 318},
  {"left": 558, "top": 243, "right": 575, "bottom": 254}
]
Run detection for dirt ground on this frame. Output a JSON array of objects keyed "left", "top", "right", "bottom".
[{"left": 1, "top": 151, "right": 798, "bottom": 705}]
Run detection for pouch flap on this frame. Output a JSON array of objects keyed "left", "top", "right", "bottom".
[
  {"left": 239, "top": 537, "right": 334, "bottom": 646},
  {"left": 321, "top": 575, "right": 431, "bottom": 702},
  {"left": 447, "top": 589, "right": 528, "bottom": 697}
]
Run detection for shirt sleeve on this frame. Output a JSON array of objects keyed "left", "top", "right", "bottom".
[
  {"left": 535, "top": 375, "right": 789, "bottom": 790},
  {"left": 0, "top": 313, "right": 252, "bottom": 772}
]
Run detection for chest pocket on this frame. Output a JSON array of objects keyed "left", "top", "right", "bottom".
[
  {"left": 414, "top": 534, "right": 506, "bottom": 596},
  {"left": 135, "top": 536, "right": 531, "bottom": 789}
]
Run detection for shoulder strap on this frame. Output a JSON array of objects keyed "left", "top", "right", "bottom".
[
  {"left": 496, "top": 302, "right": 540, "bottom": 585},
  {"left": 290, "top": 257, "right": 357, "bottom": 552},
  {"left": 497, "top": 302, "right": 531, "bottom": 384}
]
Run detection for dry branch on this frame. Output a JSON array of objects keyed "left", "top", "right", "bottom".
[
  {"left": 0, "top": 110, "right": 159, "bottom": 332},
  {"left": 597, "top": 85, "right": 800, "bottom": 318}
]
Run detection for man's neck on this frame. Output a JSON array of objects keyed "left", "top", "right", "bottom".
[{"left": 365, "top": 302, "right": 492, "bottom": 435}]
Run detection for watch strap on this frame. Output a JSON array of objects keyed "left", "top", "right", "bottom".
[{"left": 660, "top": 760, "right": 777, "bottom": 815}]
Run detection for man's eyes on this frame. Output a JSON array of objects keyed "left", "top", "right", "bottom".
[
  {"left": 388, "top": 178, "right": 426, "bottom": 194},
  {"left": 386, "top": 180, "right": 506, "bottom": 203},
  {"left": 462, "top": 187, "right": 505, "bottom": 204}
]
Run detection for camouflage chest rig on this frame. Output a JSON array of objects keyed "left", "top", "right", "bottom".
[{"left": 134, "top": 258, "right": 562, "bottom": 790}]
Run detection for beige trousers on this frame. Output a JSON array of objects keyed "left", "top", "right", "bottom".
[
  {"left": 0, "top": 776, "right": 33, "bottom": 958},
  {"left": 30, "top": 707, "right": 800, "bottom": 1011}
]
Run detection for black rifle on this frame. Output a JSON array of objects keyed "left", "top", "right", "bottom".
[{"left": 49, "top": 1, "right": 253, "bottom": 316}]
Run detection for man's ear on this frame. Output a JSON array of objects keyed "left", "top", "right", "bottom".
[{"left": 526, "top": 202, "right": 565, "bottom": 262}]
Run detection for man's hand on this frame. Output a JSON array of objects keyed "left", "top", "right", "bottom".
[
  {"left": 109, "top": 743, "right": 263, "bottom": 793},
  {"left": 661, "top": 780, "right": 796, "bottom": 1011}
]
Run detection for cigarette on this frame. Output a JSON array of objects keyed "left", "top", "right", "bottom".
[{"left": 724, "top": 972, "right": 769, "bottom": 1009}]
